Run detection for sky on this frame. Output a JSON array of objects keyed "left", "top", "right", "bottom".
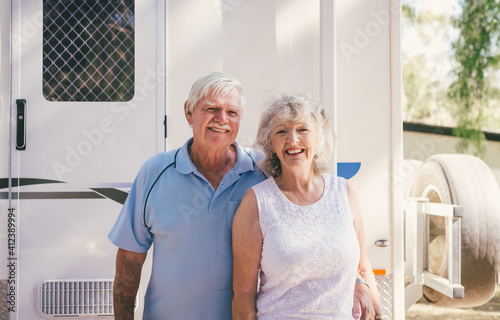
[
  {"left": 416, "top": 0, "right": 461, "bottom": 15},
  {"left": 402, "top": 0, "right": 461, "bottom": 83}
]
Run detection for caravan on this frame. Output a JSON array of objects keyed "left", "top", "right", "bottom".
[{"left": 1, "top": 0, "right": 499, "bottom": 319}]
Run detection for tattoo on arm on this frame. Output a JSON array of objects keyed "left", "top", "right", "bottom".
[{"left": 113, "top": 249, "right": 146, "bottom": 320}]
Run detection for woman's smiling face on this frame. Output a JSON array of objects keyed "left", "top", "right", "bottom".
[{"left": 270, "top": 113, "right": 319, "bottom": 174}]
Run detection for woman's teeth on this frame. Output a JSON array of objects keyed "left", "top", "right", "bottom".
[{"left": 286, "top": 149, "right": 303, "bottom": 154}]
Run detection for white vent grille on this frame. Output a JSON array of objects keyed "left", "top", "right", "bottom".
[{"left": 38, "top": 280, "right": 114, "bottom": 317}]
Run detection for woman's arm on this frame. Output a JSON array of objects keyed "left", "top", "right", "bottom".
[
  {"left": 232, "top": 189, "right": 263, "bottom": 320},
  {"left": 346, "top": 180, "right": 383, "bottom": 319}
]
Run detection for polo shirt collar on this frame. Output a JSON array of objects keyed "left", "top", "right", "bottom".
[
  {"left": 175, "top": 138, "right": 257, "bottom": 175},
  {"left": 233, "top": 141, "right": 257, "bottom": 175}
]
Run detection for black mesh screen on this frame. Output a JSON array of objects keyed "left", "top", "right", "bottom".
[{"left": 43, "top": 0, "right": 134, "bottom": 102}]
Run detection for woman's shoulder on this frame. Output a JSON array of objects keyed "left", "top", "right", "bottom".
[
  {"left": 251, "top": 176, "right": 274, "bottom": 192},
  {"left": 323, "top": 174, "right": 347, "bottom": 187}
]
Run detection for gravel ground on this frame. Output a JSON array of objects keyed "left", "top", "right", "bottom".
[{"left": 405, "top": 286, "right": 500, "bottom": 319}]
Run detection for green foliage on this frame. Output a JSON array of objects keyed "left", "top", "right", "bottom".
[
  {"left": 402, "top": 5, "right": 451, "bottom": 124},
  {"left": 449, "top": 0, "right": 500, "bottom": 157},
  {"left": 417, "top": 11, "right": 450, "bottom": 45},
  {"left": 403, "top": 53, "right": 449, "bottom": 121},
  {"left": 402, "top": 3, "right": 417, "bottom": 26}
]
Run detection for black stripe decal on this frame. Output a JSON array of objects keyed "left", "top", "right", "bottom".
[
  {"left": 0, "top": 178, "right": 131, "bottom": 204},
  {"left": 0, "top": 178, "right": 64, "bottom": 190},
  {"left": 0, "top": 191, "right": 104, "bottom": 200},
  {"left": 91, "top": 188, "right": 129, "bottom": 205}
]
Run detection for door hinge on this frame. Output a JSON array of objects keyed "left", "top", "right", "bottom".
[{"left": 164, "top": 115, "right": 167, "bottom": 139}]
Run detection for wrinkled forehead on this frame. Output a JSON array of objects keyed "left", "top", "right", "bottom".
[
  {"left": 205, "top": 84, "right": 242, "bottom": 98},
  {"left": 200, "top": 89, "right": 242, "bottom": 108}
]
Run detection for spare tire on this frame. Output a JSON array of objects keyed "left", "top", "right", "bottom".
[{"left": 410, "top": 154, "right": 500, "bottom": 307}]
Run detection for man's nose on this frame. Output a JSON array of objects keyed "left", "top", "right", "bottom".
[{"left": 215, "top": 110, "right": 227, "bottom": 123}]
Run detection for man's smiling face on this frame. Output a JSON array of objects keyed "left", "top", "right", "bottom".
[{"left": 186, "top": 89, "right": 242, "bottom": 149}]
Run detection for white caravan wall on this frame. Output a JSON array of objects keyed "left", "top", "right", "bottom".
[
  {"left": 166, "top": 0, "right": 322, "bottom": 150},
  {"left": 337, "top": 0, "right": 392, "bottom": 267},
  {"left": 7, "top": 1, "right": 163, "bottom": 318},
  {"left": 337, "top": 0, "right": 403, "bottom": 318},
  {"left": 0, "top": 0, "right": 11, "bottom": 284}
]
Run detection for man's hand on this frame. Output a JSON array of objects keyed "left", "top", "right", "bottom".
[
  {"left": 352, "top": 282, "right": 375, "bottom": 320},
  {"left": 113, "top": 248, "right": 147, "bottom": 320}
]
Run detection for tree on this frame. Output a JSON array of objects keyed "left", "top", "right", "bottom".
[
  {"left": 449, "top": 0, "right": 500, "bottom": 157},
  {"left": 402, "top": 4, "right": 452, "bottom": 125},
  {"left": 403, "top": 53, "right": 449, "bottom": 122}
]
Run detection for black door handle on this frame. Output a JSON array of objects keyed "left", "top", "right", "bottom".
[{"left": 16, "top": 99, "right": 26, "bottom": 150}]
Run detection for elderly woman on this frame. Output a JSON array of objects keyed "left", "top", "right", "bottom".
[{"left": 232, "top": 92, "right": 383, "bottom": 320}]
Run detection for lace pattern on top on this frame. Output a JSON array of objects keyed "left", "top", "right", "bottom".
[{"left": 253, "top": 175, "right": 360, "bottom": 320}]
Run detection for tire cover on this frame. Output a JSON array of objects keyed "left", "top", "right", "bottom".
[{"left": 410, "top": 154, "right": 500, "bottom": 307}]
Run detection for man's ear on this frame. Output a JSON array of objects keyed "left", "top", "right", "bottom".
[{"left": 184, "top": 101, "right": 193, "bottom": 125}]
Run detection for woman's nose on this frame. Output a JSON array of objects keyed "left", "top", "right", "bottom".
[{"left": 287, "top": 131, "right": 299, "bottom": 143}]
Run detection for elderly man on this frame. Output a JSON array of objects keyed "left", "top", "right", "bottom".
[{"left": 108, "top": 72, "right": 376, "bottom": 320}]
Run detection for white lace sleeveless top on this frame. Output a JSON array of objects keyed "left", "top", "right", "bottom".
[{"left": 252, "top": 175, "right": 360, "bottom": 320}]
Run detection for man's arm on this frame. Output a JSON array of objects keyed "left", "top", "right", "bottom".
[{"left": 113, "top": 248, "right": 147, "bottom": 320}]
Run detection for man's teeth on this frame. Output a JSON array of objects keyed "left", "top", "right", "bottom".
[
  {"left": 211, "top": 127, "right": 227, "bottom": 132},
  {"left": 287, "top": 149, "right": 303, "bottom": 154}
]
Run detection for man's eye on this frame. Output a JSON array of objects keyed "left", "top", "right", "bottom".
[{"left": 276, "top": 130, "right": 285, "bottom": 134}]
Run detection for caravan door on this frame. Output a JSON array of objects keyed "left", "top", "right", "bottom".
[{"left": 8, "top": 0, "right": 164, "bottom": 318}]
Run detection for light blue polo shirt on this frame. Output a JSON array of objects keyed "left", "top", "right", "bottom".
[{"left": 108, "top": 139, "right": 266, "bottom": 320}]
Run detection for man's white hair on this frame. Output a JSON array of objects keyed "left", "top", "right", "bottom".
[{"left": 185, "top": 72, "right": 245, "bottom": 114}]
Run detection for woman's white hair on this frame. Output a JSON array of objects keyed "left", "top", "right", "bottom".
[
  {"left": 255, "top": 91, "right": 335, "bottom": 178},
  {"left": 185, "top": 72, "right": 245, "bottom": 114}
]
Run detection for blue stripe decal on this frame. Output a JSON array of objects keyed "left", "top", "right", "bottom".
[{"left": 337, "top": 162, "right": 361, "bottom": 180}]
